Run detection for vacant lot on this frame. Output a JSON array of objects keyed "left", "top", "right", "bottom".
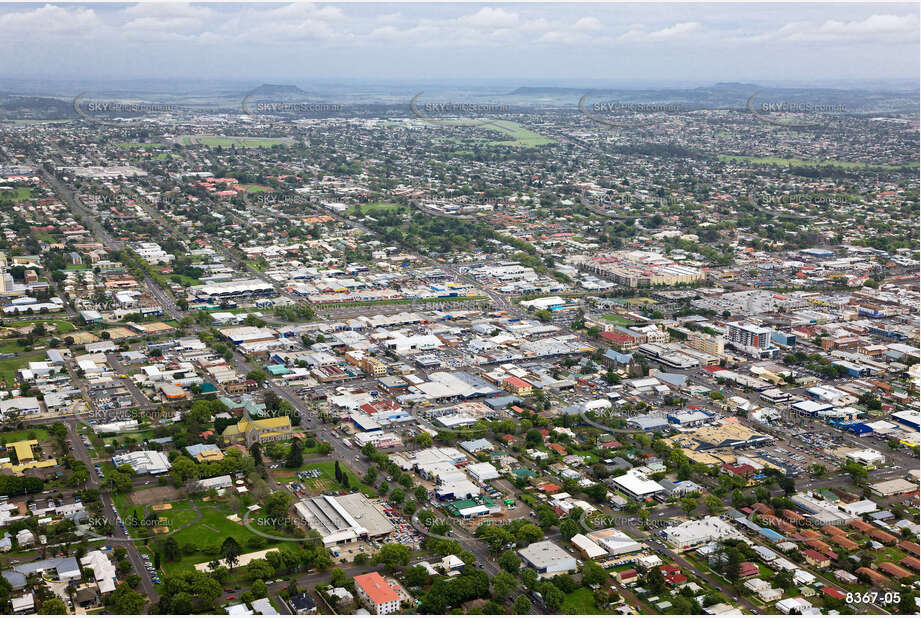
[
  {"left": 130, "top": 485, "right": 182, "bottom": 506},
  {"left": 68, "top": 331, "right": 101, "bottom": 344}
]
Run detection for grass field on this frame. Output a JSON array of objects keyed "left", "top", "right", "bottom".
[
  {"left": 102, "top": 430, "right": 153, "bottom": 447},
  {"left": 0, "top": 428, "right": 50, "bottom": 443},
  {"left": 296, "top": 461, "right": 377, "bottom": 497},
  {"left": 347, "top": 202, "right": 408, "bottom": 215},
  {"left": 155, "top": 499, "right": 303, "bottom": 576},
  {"left": 4, "top": 318, "right": 76, "bottom": 333},
  {"left": 482, "top": 120, "right": 555, "bottom": 147},
  {"left": 561, "top": 588, "right": 605, "bottom": 614},
  {"left": 0, "top": 349, "right": 46, "bottom": 387},
  {"left": 718, "top": 154, "right": 918, "bottom": 170},
  {"left": 602, "top": 313, "right": 633, "bottom": 325},
  {"left": 181, "top": 136, "right": 292, "bottom": 148},
  {"left": 168, "top": 273, "right": 202, "bottom": 287},
  {"left": 0, "top": 187, "right": 34, "bottom": 202},
  {"left": 239, "top": 184, "right": 274, "bottom": 193}
]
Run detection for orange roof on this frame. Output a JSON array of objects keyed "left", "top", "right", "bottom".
[
  {"left": 504, "top": 376, "right": 531, "bottom": 389},
  {"left": 353, "top": 572, "right": 399, "bottom": 605}
]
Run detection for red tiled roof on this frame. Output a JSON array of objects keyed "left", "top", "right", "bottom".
[
  {"left": 803, "top": 549, "right": 829, "bottom": 563},
  {"left": 353, "top": 572, "right": 399, "bottom": 605},
  {"left": 739, "top": 562, "right": 759, "bottom": 578}
]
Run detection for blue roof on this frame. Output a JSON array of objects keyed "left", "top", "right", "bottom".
[
  {"left": 604, "top": 349, "right": 633, "bottom": 364},
  {"left": 656, "top": 372, "right": 688, "bottom": 387},
  {"left": 759, "top": 527, "right": 784, "bottom": 542},
  {"left": 485, "top": 394, "right": 521, "bottom": 409},
  {"left": 459, "top": 438, "right": 493, "bottom": 453}
]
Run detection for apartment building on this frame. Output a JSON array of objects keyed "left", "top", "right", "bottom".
[{"left": 353, "top": 572, "right": 401, "bottom": 615}]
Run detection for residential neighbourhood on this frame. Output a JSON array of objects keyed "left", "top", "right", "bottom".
[{"left": 0, "top": 2, "right": 917, "bottom": 616}]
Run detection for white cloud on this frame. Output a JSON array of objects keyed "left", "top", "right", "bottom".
[
  {"left": 771, "top": 13, "right": 917, "bottom": 42},
  {"left": 457, "top": 7, "right": 520, "bottom": 30},
  {"left": 574, "top": 17, "right": 603, "bottom": 32},
  {"left": 0, "top": 4, "right": 103, "bottom": 38},
  {"left": 620, "top": 22, "right": 701, "bottom": 42},
  {"left": 121, "top": 3, "right": 213, "bottom": 34}
]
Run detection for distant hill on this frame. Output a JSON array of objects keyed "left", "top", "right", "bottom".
[
  {"left": 245, "top": 84, "right": 311, "bottom": 97},
  {"left": 506, "top": 83, "right": 918, "bottom": 112},
  {"left": 0, "top": 95, "right": 75, "bottom": 120}
]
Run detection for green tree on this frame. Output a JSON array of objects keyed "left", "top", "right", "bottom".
[
  {"left": 560, "top": 518, "right": 579, "bottom": 541},
  {"left": 221, "top": 537, "right": 242, "bottom": 570},
  {"left": 492, "top": 570, "right": 517, "bottom": 598},
  {"left": 498, "top": 549, "right": 521, "bottom": 573},
  {"left": 581, "top": 560, "right": 608, "bottom": 587},
  {"left": 285, "top": 438, "right": 304, "bottom": 469},
  {"left": 703, "top": 494, "right": 723, "bottom": 515},
  {"left": 251, "top": 579, "right": 268, "bottom": 598},
  {"left": 644, "top": 565, "right": 666, "bottom": 593},
  {"left": 38, "top": 598, "right": 67, "bottom": 614},
  {"left": 680, "top": 496, "right": 698, "bottom": 516},
  {"left": 521, "top": 567, "right": 538, "bottom": 589},
  {"left": 163, "top": 536, "right": 181, "bottom": 562},
  {"left": 513, "top": 595, "right": 532, "bottom": 614},
  {"left": 109, "top": 583, "right": 147, "bottom": 614},
  {"left": 170, "top": 456, "right": 198, "bottom": 486},
  {"left": 374, "top": 543, "right": 411, "bottom": 570},
  {"left": 541, "top": 583, "right": 564, "bottom": 610}
]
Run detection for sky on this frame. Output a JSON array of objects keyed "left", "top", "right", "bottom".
[{"left": 0, "top": 2, "right": 917, "bottom": 85}]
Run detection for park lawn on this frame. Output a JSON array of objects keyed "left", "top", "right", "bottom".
[
  {"left": 718, "top": 154, "right": 918, "bottom": 170},
  {"left": 169, "top": 502, "right": 260, "bottom": 548},
  {"left": 0, "top": 427, "right": 50, "bottom": 443},
  {"left": 154, "top": 505, "right": 199, "bottom": 534},
  {"left": 158, "top": 540, "right": 301, "bottom": 578},
  {"left": 561, "top": 588, "right": 605, "bottom": 614},
  {"left": 239, "top": 184, "right": 274, "bottom": 193},
  {"left": 300, "top": 461, "right": 376, "bottom": 498}
]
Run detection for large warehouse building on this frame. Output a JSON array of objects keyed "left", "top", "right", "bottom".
[{"left": 294, "top": 493, "right": 394, "bottom": 546}]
